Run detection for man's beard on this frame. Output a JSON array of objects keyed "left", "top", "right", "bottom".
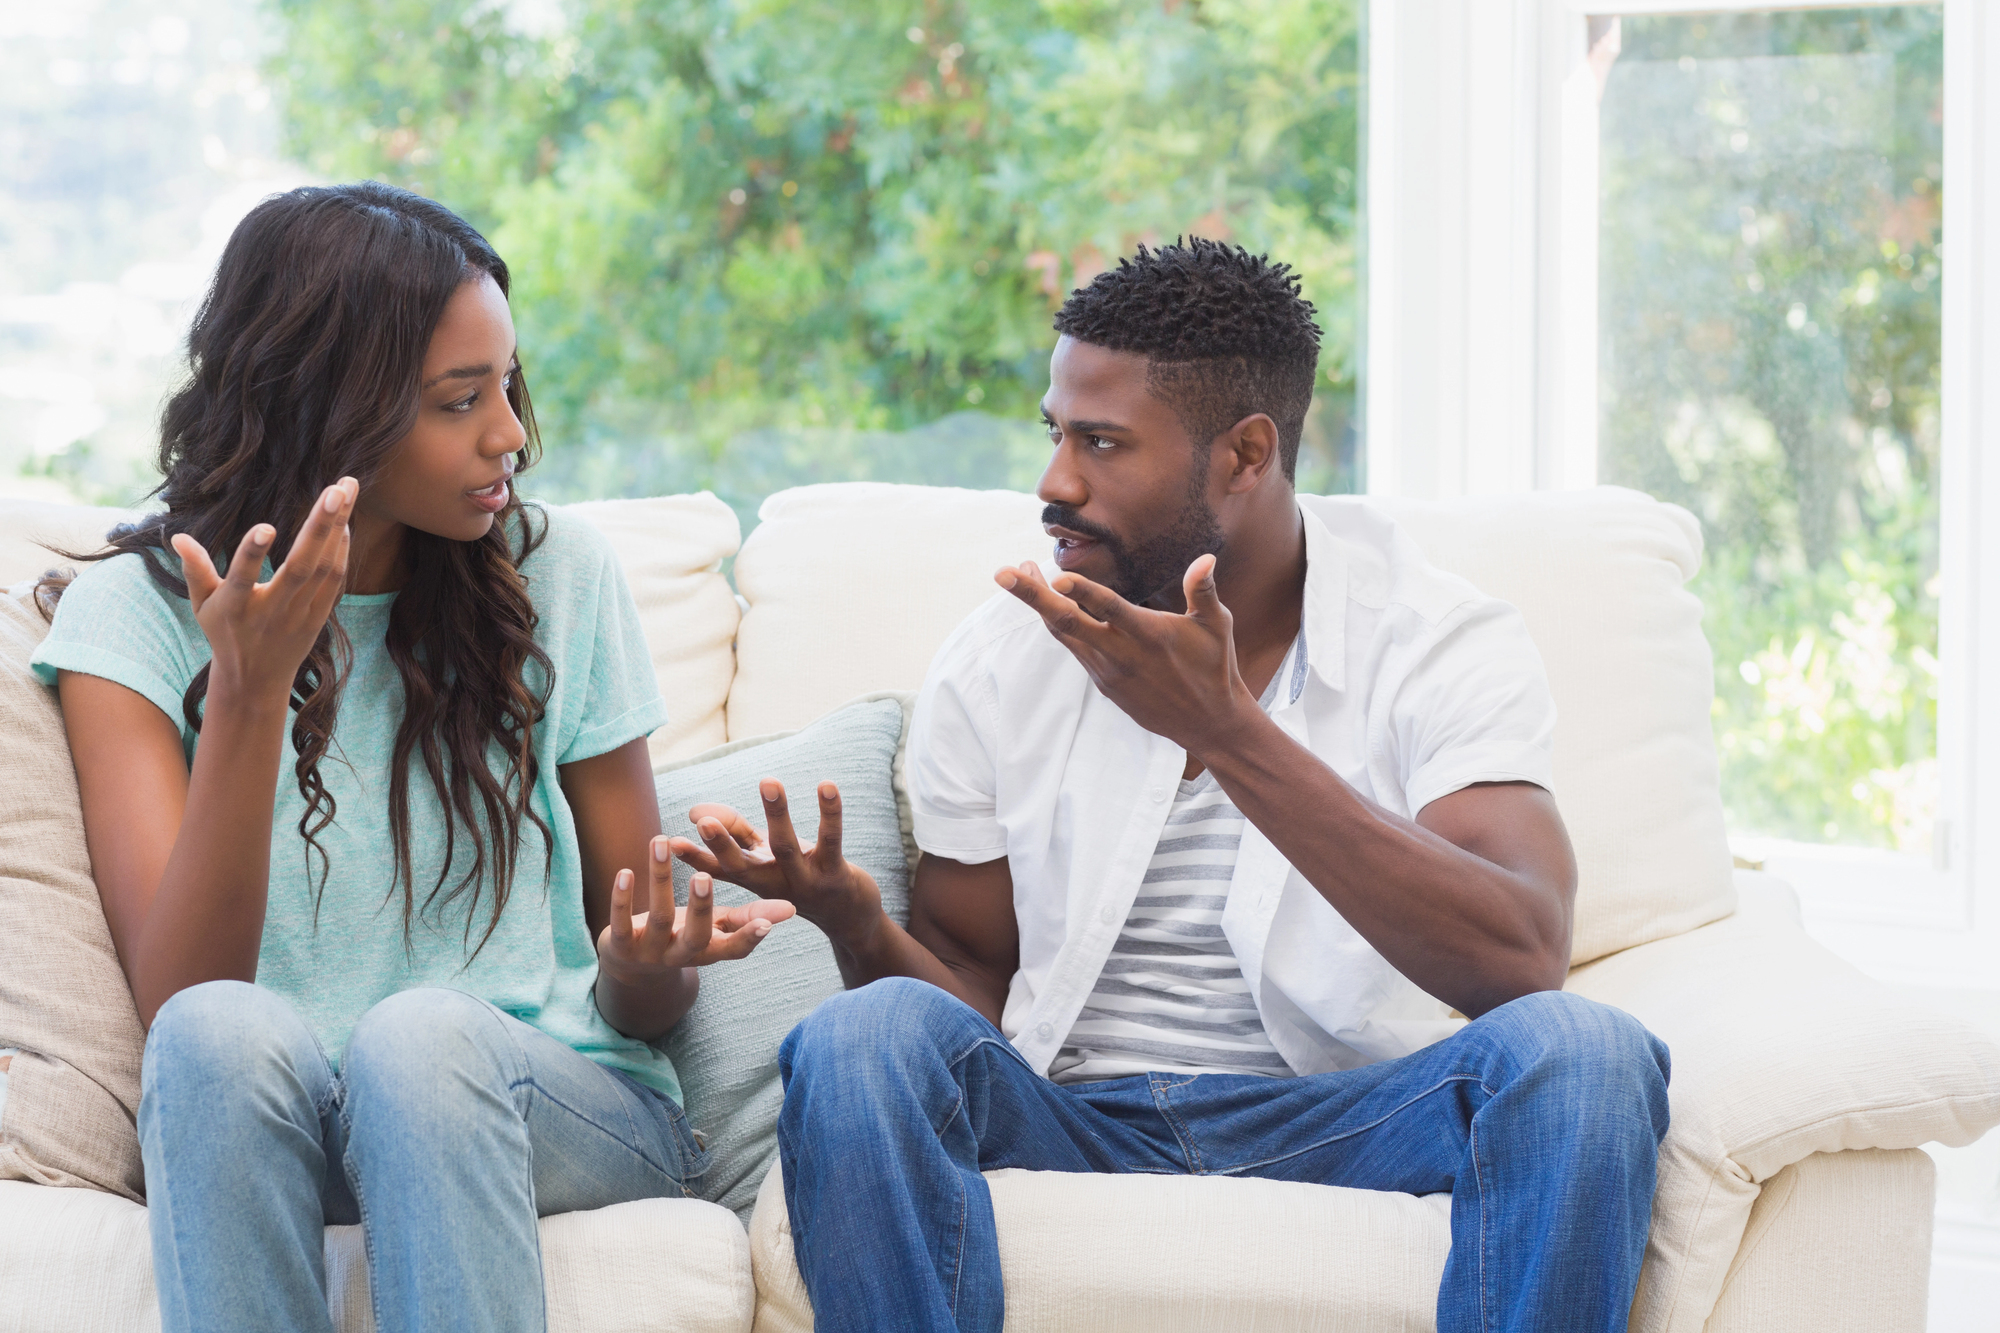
[{"left": 1042, "top": 475, "right": 1224, "bottom": 608}]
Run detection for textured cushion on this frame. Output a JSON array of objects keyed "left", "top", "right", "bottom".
[
  {"left": 654, "top": 697, "right": 913, "bottom": 1224},
  {"left": 0, "top": 582, "right": 147, "bottom": 1201},
  {"left": 0, "top": 1178, "right": 756, "bottom": 1333},
  {"left": 562, "top": 493, "right": 742, "bottom": 763},
  {"left": 727, "top": 484, "right": 1044, "bottom": 739},
  {"left": 1567, "top": 872, "right": 2000, "bottom": 1333},
  {"left": 748, "top": 1158, "right": 1453, "bottom": 1333}
]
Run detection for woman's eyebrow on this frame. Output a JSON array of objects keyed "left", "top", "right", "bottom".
[{"left": 423, "top": 362, "right": 491, "bottom": 390}]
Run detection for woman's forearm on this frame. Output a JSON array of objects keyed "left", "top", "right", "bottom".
[{"left": 127, "top": 682, "right": 290, "bottom": 1024}]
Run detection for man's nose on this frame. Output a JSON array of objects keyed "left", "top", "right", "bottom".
[{"left": 1036, "top": 438, "right": 1087, "bottom": 508}]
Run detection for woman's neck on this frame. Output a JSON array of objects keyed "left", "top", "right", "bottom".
[{"left": 345, "top": 510, "right": 410, "bottom": 595}]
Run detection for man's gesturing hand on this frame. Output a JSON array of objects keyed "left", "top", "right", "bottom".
[
  {"left": 666, "top": 779, "right": 883, "bottom": 942},
  {"left": 996, "top": 554, "right": 1256, "bottom": 758},
  {"left": 595, "top": 836, "right": 796, "bottom": 985}
]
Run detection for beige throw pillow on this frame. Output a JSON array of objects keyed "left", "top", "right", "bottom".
[{"left": 0, "top": 581, "right": 146, "bottom": 1200}]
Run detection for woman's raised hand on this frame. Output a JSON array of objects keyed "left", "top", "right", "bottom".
[
  {"left": 170, "top": 478, "right": 357, "bottom": 702},
  {"left": 596, "top": 837, "right": 797, "bottom": 980}
]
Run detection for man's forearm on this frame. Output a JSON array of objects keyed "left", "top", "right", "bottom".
[
  {"left": 824, "top": 909, "right": 1009, "bottom": 1027},
  {"left": 1197, "top": 708, "right": 1570, "bottom": 1016}
]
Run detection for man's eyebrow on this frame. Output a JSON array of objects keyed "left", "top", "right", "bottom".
[{"left": 1038, "top": 404, "right": 1130, "bottom": 435}]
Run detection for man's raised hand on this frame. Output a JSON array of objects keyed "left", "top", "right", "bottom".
[
  {"left": 995, "top": 554, "right": 1254, "bottom": 757},
  {"left": 171, "top": 477, "right": 358, "bottom": 703},
  {"left": 666, "top": 779, "right": 883, "bottom": 939},
  {"left": 595, "top": 836, "right": 796, "bottom": 983}
]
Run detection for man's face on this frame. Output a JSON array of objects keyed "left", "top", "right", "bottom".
[{"left": 1036, "top": 335, "right": 1224, "bottom": 608}]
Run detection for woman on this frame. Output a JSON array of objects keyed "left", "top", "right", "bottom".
[{"left": 31, "top": 182, "right": 789, "bottom": 1333}]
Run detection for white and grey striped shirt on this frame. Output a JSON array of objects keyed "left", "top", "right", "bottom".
[{"left": 1049, "top": 639, "right": 1306, "bottom": 1086}]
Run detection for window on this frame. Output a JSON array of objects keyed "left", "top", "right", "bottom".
[{"left": 1595, "top": 9, "right": 1945, "bottom": 863}]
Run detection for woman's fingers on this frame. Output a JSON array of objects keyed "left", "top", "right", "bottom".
[
  {"left": 645, "top": 835, "right": 673, "bottom": 926},
  {"left": 703, "top": 917, "right": 775, "bottom": 962},
  {"left": 170, "top": 533, "right": 223, "bottom": 612},
  {"left": 218, "top": 524, "right": 275, "bottom": 604},
  {"left": 271, "top": 478, "right": 355, "bottom": 601},
  {"left": 714, "top": 899, "right": 797, "bottom": 931},
  {"left": 608, "top": 868, "right": 637, "bottom": 948},
  {"left": 678, "top": 872, "right": 715, "bottom": 958}
]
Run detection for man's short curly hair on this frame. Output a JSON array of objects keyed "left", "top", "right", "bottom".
[{"left": 1052, "top": 238, "right": 1322, "bottom": 480}]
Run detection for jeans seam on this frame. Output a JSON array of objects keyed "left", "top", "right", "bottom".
[
  {"left": 1149, "top": 1076, "right": 1208, "bottom": 1174},
  {"left": 1211, "top": 1074, "right": 1496, "bottom": 1176}
]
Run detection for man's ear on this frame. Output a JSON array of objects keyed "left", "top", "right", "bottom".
[{"left": 1223, "top": 413, "right": 1283, "bottom": 492}]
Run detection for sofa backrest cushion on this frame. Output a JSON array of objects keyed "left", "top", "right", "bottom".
[
  {"left": 0, "top": 501, "right": 134, "bottom": 591},
  {"left": 560, "top": 494, "right": 742, "bottom": 763},
  {"left": 0, "top": 581, "right": 147, "bottom": 1200},
  {"left": 1320, "top": 490, "right": 1735, "bottom": 964},
  {"left": 652, "top": 696, "right": 912, "bottom": 1224},
  {"left": 728, "top": 482, "right": 1735, "bottom": 966}
]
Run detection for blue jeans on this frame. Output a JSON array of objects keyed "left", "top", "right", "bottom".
[
  {"left": 139, "top": 981, "right": 706, "bottom": 1333},
  {"left": 777, "top": 978, "right": 1670, "bottom": 1333}
]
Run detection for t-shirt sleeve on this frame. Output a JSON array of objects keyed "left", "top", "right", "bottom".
[
  {"left": 1388, "top": 597, "right": 1557, "bottom": 818},
  {"left": 547, "top": 514, "right": 670, "bottom": 766},
  {"left": 909, "top": 631, "right": 1007, "bottom": 863},
  {"left": 28, "top": 554, "right": 204, "bottom": 737}
]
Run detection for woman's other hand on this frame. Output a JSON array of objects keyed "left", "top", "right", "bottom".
[
  {"left": 171, "top": 477, "right": 357, "bottom": 703},
  {"left": 668, "top": 779, "right": 884, "bottom": 940},
  {"left": 595, "top": 836, "right": 795, "bottom": 984}
]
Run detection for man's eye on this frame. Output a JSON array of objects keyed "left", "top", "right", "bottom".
[
  {"left": 1045, "top": 424, "right": 1060, "bottom": 444},
  {"left": 1088, "top": 435, "right": 1114, "bottom": 451}
]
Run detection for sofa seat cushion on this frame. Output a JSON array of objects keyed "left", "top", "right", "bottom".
[
  {"left": 0, "top": 1179, "right": 756, "bottom": 1333},
  {"left": 747, "top": 1158, "right": 1453, "bottom": 1333},
  {"left": 1566, "top": 875, "right": 2000, "bottom": 1333}
]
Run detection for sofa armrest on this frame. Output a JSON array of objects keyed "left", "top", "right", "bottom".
[{"left": 1565, "top": 871, "right": 2000, "bottom": 1333}]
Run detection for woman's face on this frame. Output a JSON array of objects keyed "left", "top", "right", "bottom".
[{"left": 361, "top": 271, "right": 526, "bottom": 545}]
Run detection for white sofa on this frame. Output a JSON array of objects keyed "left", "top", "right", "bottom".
[{"left": 1, "top": 482, "right": 1995, "bottom": 1333}]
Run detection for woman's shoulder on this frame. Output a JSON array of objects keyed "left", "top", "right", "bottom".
[
  {"left": 510, "top": 501, "right": 618, "bottom": 588},
  {"left": 49, "top": 547, "right": 193, "bottom": 627}
]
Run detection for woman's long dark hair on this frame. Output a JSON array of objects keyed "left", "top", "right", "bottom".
[{"left": 40, "top": 182, "right": 555, "bottom": 956}]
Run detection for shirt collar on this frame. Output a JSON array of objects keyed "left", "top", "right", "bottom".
[{"left": 1288, "top": 498, "right": 1349, "bottom": 697}]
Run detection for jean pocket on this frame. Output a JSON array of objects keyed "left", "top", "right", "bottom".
[{"left": 659, "top": 1095, "right": 712, "bottom": 1184}]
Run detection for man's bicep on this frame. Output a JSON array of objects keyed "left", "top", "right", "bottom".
[
  {"left": 1415, "top": 781, "right": 1578, "bottom": 905},
  {"left": 908, "top": 852, "right": 1018, "bottom": 1007}
]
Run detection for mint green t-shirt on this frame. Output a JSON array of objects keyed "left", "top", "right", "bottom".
[{"left": 31, "top": 504, "right": 681, "bottom": 1102}]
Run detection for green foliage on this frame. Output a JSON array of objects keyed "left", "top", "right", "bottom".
[
  {"left": 269, "top": 0, "right": 1363, "bottom": 523},
  {"left": 1598, "top": 7, "right": 1942, "bottom": 851}
]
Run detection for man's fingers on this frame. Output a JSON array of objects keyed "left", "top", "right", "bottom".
[
  {"left": 812, "top": 782, "right": 844, "bottom": 867},
  {"left": 995, "top": 561, "right": 1106, "bottom": 645},
  {"left": 760, "top": 780, "right": 808, "bottom": 866},
  {"left": 1050, "top": 570, "right": 1130, "bottom": 625},
  {"left": 1183, "top": 553, "right": 1226, "bottom": 624},
  {"left": 664, "top": 836, "right": 723, "bottom": 878},
  {"left": 170, "top": 534, "right": 223, "bottom": 610},
  {"left": 687, "top": 803, "right": 763, "bottom": 852}
]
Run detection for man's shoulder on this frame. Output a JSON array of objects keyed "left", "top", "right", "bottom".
[{"left": 1304, "top": 498, "right": 1503, "bottom": 636}]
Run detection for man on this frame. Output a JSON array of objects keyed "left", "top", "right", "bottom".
[{"left": 672, "top": 239, "right": 1670, "bottom": 1333}]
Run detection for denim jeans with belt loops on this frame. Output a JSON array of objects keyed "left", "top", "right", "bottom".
[
  {"left": 777, "top": 977, "right": 1671, "bottom": 1333},
  {"left": 139, "top": 980, "right": 706, "bottom": 1333}
]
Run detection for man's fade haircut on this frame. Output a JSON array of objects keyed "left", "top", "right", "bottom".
[{"left": 1052, "top": 237, "right": 1322, "bottom": 480}]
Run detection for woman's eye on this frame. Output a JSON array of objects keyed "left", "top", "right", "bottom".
[{"left": 447, "top": 393, "right": 477, "bottom": 413}]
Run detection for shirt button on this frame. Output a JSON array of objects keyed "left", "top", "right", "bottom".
[
  {"left": 1149, "top": 787, "right": 1166, "bottom": 802},
  {"left": 1036, "top": 1022, "right": 1054, "bottom": 1040},
  {"left": 1099, "top": 906, "right": 1116, "bottom": 924}
]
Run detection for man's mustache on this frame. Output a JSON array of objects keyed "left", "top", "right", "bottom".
[{"left": 1039, "top": 504, "right": 1123, "bottom": 551}]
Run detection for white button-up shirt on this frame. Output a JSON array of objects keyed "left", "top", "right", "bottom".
[{"left": 909, "top": 499, "right": 1558, "bottom": 1077}]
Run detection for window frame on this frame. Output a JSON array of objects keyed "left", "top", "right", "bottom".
[{"left": 1363, "top": 0, "right": 1999, "bottom": 989}]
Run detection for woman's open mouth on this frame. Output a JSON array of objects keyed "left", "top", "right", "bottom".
[{"left": 467, "top": 479, "right": 510, "bottom": 513}]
